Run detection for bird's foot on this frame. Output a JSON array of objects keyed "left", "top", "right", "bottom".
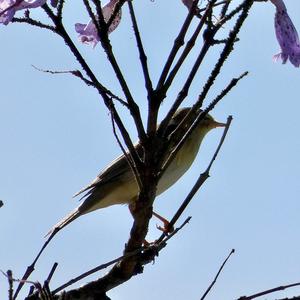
[{"left": 153, "top": 211, "right": 174, "bottom": 234}]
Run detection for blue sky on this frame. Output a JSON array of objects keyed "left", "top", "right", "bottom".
[{"left": 1, "top": 1, "right": 300, "bottom": 299}]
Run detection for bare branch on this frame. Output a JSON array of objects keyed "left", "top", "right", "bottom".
[
  {"left": 200, "top": 249, "right": 235, "bottom": 300},
  {"left": 238, "top": 282, "right": 300, "bottom": 300},
  {"left": 7, "top": 270, "right": 13, "bottom": 300},
  {"left": 219, "top": 0, "right": 231, "bottom": 18},
  {"left": 276, "top": 297, "right": 300, "bottom": 300},
  {"left": 127, "top": 0, "right": 153, "bottom": 101},
  {"left": 12, "top": 16, "right": 56, "bottom": 32},
  {"left": 31, "top": 65, "right": 128, "bottom": 106},
  {"left": 45, "top": 263, "right": 58, "bottom": 285},
  {"left": 155, "top": 0, "right": 199, "bottom": 92},
  {"left": 109, "top": 106, "right": 142, "bottom": 188},
  {"left": 56, "top": 0, "right": 65, "bottom": 20},
  {"left": 161, "top": 2, "right": 214, "bottom": 100},
  {"left": 13, "top": 232, "right": 57, "bottom": 299}
]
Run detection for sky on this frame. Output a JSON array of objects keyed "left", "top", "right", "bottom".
[{"left": 1, "top": 1, "right": 300, "bottom": 300}]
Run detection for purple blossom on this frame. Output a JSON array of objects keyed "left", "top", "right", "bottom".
[
  {"left": 271, "top": 0, "right": 300, "bottom": 67},
  {"left": 0, "top": 0, "right": 58, "bottom": 25},
  {"left": 75, "top": 0, "right": 122, "bottom": 48},
  {"left": 75, "top": 21, "right": 100, "bottom": 48}
]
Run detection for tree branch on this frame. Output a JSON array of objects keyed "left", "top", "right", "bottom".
[
  {"left": 200, "top": 249, "right": 235, "bottom": 300},
  {"left": 238, "top": 282, "right": 300, "bottom": 300}
]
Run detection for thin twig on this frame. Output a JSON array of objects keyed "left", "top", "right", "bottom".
[
  {"left": 7, "top": 270, "right": 13, "bottom": 300},
  {"left": 27, "top": 286, "right": 35, "bottom": 297},
  {"left": 155, "top": 0, "right": 198, "bottom": 92},
  {"left": 238, "top": 282, "right": 300, "bottom": 300},
  {"left": 219, "top": 0, "right": 231, "bottom": 18},
  {"left": 200, "top": 249, "right": 235, "bottom": 300},
  {"left": 199, "top": 0, "right": 230, "bottom": 13},
  {"left": 196, "top": 0, "right": 253, "bottom": 107},
  {"left": 162, "top": 3, "right": 213, "bottom": 95},
  {"left": 12, "top": 17, "right": 56, "bottom": 32},
  {"left": 45, "top": 263, "right": 58, "bottom": 284},
  {"left": 56, "top": 0, "right": 65, "bottom": 20},
  {"left": 86, "top": 0, "right": 104, "bottom": 30},
  {"left": 276, "top": 296, "right": 300, "bottom": 300},
  {"left": 13, "top": 231, "right": 57, "bottom": 299},
  {"left": 217, "top": 1, "right": 246, "bottom": 27},
  {"left": 127, "top": 0, "right": 153, "bottom": 100},
  {"left": 127, "top": 0, "right": 157, "bottom": 135},
  {"left": 109, "top": 105, "right": 143, "bottom": 188},
  {"left": 31, "top": 65, "right": 128, "bottom": 106}
]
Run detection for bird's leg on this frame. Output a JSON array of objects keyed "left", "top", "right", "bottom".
[
  {"left": 128, "top": 202, "right": 173, "bottom": 240},
  {"left": 152, "top": 211, "right": 174, "bottom": 233},
  {"left": 142, "top": 213, "right": 174, "bottom": 246}
]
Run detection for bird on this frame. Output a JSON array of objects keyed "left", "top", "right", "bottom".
[{"left": 47, "top": 107, "right": 225, "bottom": 237}]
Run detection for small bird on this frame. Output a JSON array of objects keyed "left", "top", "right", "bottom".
[{"left": 47, "top": 108, "right": 225, "bottom": 236}]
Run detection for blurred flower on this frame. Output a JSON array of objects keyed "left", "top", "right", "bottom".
[
  {"left": 0, "top": 0, "right": 57, "bottom": 25},
  {"left": 75, "top": 0, "right": 122, "bottom": 47},
  {"left": 75, "top": 21, "right": 100, "bottom": 48},
  {"left": 271, "top": 0, "right": 300, "bottom": 67}
]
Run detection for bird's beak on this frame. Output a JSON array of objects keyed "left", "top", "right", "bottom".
[{"left": 213, "top": 121, "right": 227, "bottom": 128}]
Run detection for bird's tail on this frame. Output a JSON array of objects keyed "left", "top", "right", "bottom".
[{"left": 45, "top": 208, "right": 80, "bottom": 238}]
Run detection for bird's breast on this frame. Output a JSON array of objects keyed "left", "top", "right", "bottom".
[{"left": 157, "top": 135, "right": 201, "bottom": 195}]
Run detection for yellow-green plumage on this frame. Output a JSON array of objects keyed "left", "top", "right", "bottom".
[{"left": 48, "top": 108, "right": 224, "bottom": 235}]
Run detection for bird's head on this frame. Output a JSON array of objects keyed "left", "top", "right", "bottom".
[
  {"left": 200, "top": 111, "right": 226, "bottom": 130},
  {"left": 166, "top": 107, "right": 226, "bottom": 137}
]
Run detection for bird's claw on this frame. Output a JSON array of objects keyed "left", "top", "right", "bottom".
[{"left": 156, "top": 222, "right": 174, "bottom": 234}]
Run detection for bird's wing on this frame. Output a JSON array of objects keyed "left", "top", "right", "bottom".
[
  {"left": 73, "top": 151, "right": 134, "bottom": 199},
  {"left": 73, "top": 112, "right": 190, "bottom": 201}
]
